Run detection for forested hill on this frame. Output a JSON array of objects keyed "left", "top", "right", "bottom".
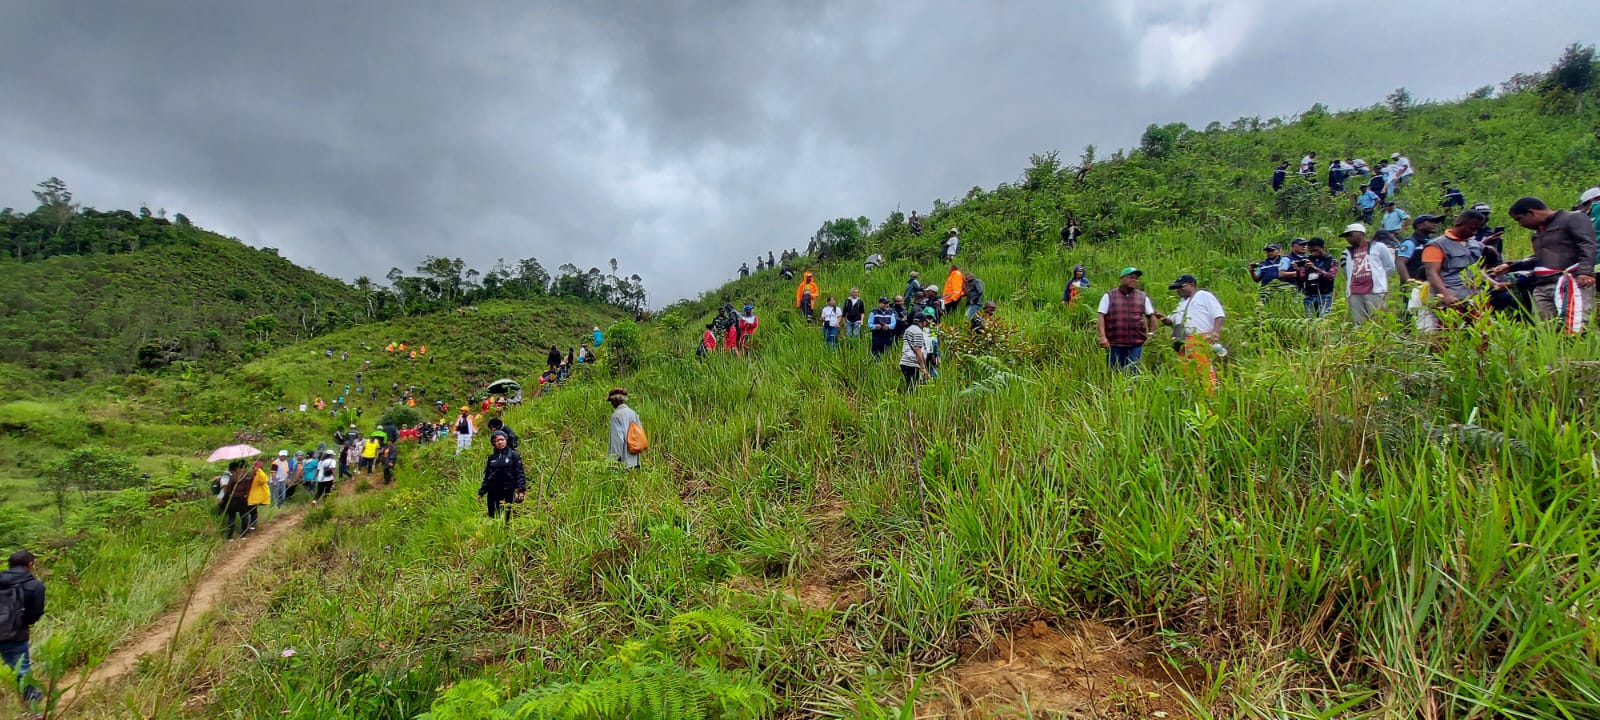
[{"left": 0, "top": 203, "right": 365, "bottom": 383}]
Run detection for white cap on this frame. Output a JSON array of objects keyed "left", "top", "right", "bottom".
[
  {"left": 1341, "top": 222, "right": 1368, "bottom": 236},
  {"left": 1391, "top": 152, "right": 1400, "bottom": 159},
  {"left": 278, "top": 450, "right": 288, "bottom": 456},
  {"left": 1580, "top": 187, "right": 1600, "bottom": 205},
  {"left": 950, "top": 227, "right": 959, "bottom": 234}
]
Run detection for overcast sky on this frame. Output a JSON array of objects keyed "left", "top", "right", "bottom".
[{"left": 2, "top": 1, "right": 1592, "bottom": 304}]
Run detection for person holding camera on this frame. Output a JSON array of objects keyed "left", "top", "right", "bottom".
[
  {"left": 478, "top": 431, "right": 526, "bottom": 522},
  {"left": 1297, "top": 238, "right": 1339, "bottom": 317},
  {"left": 1250, "top": 244, "right": 1290, "bottom": 302}
]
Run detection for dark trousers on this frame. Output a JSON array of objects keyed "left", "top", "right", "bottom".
[
  {"left": 382, "top": 465, "right": 395, "bottom": 485},
  {"left": 1107, "top": 345, "right": 1143, "bottom": 372},
  {"left": 223, "top": 501, "right": 250, "bottom": 537},
  {"left": 900, "top": 364, "right": 922, "bottom": 391},
  {"left": 314, "top": 480, "right": 334, "bottom": 501},
  {"left": 0, "top": 641, "right": 40, "bottom": 704},
  {"left": 485, "top": 489, "right": 515, "bottom": 522},
  {"left": 871, "top": 333, "right": 893, "bottom": 357}
]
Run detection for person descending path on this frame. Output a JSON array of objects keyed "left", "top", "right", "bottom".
[
  {"left": 378, "top": 436, "right": 398, "bottom": 485},
  {"left": 315, "top": 450, "right": 337, "bottom": 503},
  {"left": 1420, "top": 210, "right": 1490, "bottom": 329},
  {"left": 1159, "top": 274, "right": 1225, "bottom": 390},
  {"left": 269, "top": 450, "right": 290, "bottom": 507},
  {"left": 607, "top": 388, "right": 644, "bottom": 470},
  {"left": 1097, "top": 268, "right": 1157, "bottom": 373},
  {"left": 737, "top": 305, "right": 759, "bottom": 354},
  {"left": 941, "top": 265, "right": 965, "bottom": 315},
  {"left": 904, "top": 271, "right": 922, "bottom": 303},
  {"left": 843, "top": 288, "right": 866, "bottom": 339},
  {"left": 943, "top": 228, "right": 960, "bottom": 261},
  {"left": 478, "top": 432, "right": 525, "bottom": 522},
  {"left": 900, "top": 308, "right": 932, "bottom": 391},
  {"left": 453, "top": 408, "right": 475, "bottom": 454},
  {"left": 0, "top": 550, "right": 46, "bottom": 710},
  {"left": 820, "top": 296, "right": 842, "bottom": 349},
  {"left": 794, "top": 272, "right": 819, "bottom": 323},
  {"left": 868, "top": 297, "right": 898, "bottom": 357},
  {"left": 1063, "top": 265, "right": 1091, "bottom": 305},
  {"left": 1340, "top": 223, "right": 1396, "bottom": 327}
]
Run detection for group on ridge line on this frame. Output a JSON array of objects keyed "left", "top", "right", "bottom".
[{"left": 722, "top": 154, "right": 1599, "bottom": 389}]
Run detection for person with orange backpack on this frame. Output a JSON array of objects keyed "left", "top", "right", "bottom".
[{"left": 607, "top": 387, "right": 645, "bottom": 469}]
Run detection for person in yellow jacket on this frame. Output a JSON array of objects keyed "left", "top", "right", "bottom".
[
  {"left": 247, "top": 460, "right": 272, "bottom": 532},
  {"left": 941, "top": 265, "right": 965, "bottom": 311},
  {"left": 794, "top": 271, "right": 820, "bottom": 322},
  {"left": 361, "top": 434, "right": 380, "bottom": 474}
]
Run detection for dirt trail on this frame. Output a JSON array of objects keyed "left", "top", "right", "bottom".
[{"left": 64, "top": 504, "right": 310, "bottom": 705}]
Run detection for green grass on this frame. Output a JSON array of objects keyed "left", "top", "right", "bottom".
[{"left": 21, "top": 76, "right": 1600, "bottom": 720}]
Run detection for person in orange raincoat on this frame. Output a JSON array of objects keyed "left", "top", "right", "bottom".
[
  {"left": 794, "top": 272, "right": 819, "bottom": 322},
  {"left": 419, "top": 345, "right": 428, "bottom": 355},
  {"left": 941, "top": 265, "right": 965, "bottom": 312}
]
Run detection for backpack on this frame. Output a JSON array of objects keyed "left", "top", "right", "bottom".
[
  {"left": 456, "top": 417, "right": 470, "bottom": 434},
  {"left": 0, "top": 580, "right": 27, "bottom": 643},
  {"left": 626, "top": 421, "right": 648, "bottom": 455}
]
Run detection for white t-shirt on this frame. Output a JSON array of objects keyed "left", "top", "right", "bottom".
[
  {"left": 899, "top": 324, "right": 928, "bottom": 368},
  {"left": 1096, "top": 290, "right": 1156, "bottom": 316},
  {"left": 1171, "top": 290, "right": 1225, "bottom": 335},
  {"left": 1396, "top": 156, "right": 1413, "bottom": 177},
  {"left": 318, "top": 458, "right": 336, "bottom": 481},
  {"left": 820, "top": 305, "right": 843, "bottom": 328},
  {"left": 945, "top": 236, "right": 959, "bottom": 255}
]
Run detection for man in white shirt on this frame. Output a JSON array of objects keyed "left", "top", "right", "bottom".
[
  {"left": 1391, "top": 152, "right": 1414, "bottom": 190},
  {"left": 819, "top": 296, "right": 843, "bottom": 349},
  {"left": 1158, "top": 274, "right": 1225, "bottom": 390},
  {"left": 943, "top": 228, "right": 960, "bottom": 261}
]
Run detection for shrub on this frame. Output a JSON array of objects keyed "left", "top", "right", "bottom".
[
  {"left": 605, "top": 320, "right": 643, "bottom": 375},
  {"left": 378, "top": 404, "right": 422, "bottom": 429}
]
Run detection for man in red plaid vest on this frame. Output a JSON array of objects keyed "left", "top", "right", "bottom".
[{"left": 1096, "top": 267, "right": 1157, "bottom": 372}]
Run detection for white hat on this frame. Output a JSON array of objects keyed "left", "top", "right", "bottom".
[
  {"left": 278, "top": 450, "right": 288, "bottom": 457},
  {"left": 1340, "top": 222, "right": 1368, "bottom": 236},
  {"left": 1391, "top": 152, "right": 1400, "bottom": 159},
  {"left": 949, "top": 227, "right": 959, "bottom": 234},
  {"left": 1580, "top": 187, "right": 1600, "bottom": 205}
]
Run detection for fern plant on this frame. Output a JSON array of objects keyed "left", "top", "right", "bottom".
[{"left": 418, "top": 610, "right": 773, "bottom": 720}]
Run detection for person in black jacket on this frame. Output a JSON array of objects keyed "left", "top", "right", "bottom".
[
  {"left": 1, "top": 550, "right": 47, "bottom": 705},
  {"left": 485, "top": 417, "right": 519, "bottom": 450},
  {"left": 842, "top": 288, "right": 866, "bottom": 339},
  {"left": 478, "top": 431, "right": 526, "bottom": 522}
]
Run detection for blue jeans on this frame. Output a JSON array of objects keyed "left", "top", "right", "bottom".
[
  {"left": 823, "top": 325, "right": 839, "bottom": 348},
  {"left": 0, "top": 640, "right": 40, "bottom": 703},
  {"left": 846, "top": 320, "right": 861, "bottom": 338},
  {"left": 269, "top": 480, "right": 286, "bottom": 507},
  {"left": 1303, "top": 294, "right": 1333, "bottom": 317},
  {"left": 1107, "top": 345, "right": 1143, "bottom": 372},
  {"left": 966, "top": 303, "right": 980, "bottom": 319}
]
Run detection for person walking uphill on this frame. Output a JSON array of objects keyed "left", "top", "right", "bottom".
[
  {"left": 794, "top": 272, "right": 820, "bottom": 322},
  {"left": 378, "top": 437, "right": 398, "bottom": 485},
  {"left": 0, "top": 550, "right": 47, "bottom": 707},
  {"left": 1492, "top": 196, "right": 1599, "bottom": 333},
  {"left": 607, "top": 388, "right": 645, "bottom": 470},
  {"left": 943, "top": 228, "right": 960, "bottom": 261},
  {"left": 477, "top": 431, "right": 525, "bottom": 522},
  {"left": 1096, "top": 268, "right": 1158, "bottom": 372},
  {"left": 962, "top": 272, "right": 985, "bottom": 319}
]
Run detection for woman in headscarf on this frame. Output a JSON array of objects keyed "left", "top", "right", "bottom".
[
  {"left": 247, "top": 460, "right": 272, "bottom": 531},
  {"left": 607, "top": 388, "right": 642, "bottom": 470},
  {"left": 1063, "top": 265, "right": 1091, "bottom": 305},
  {"left": 477, "top": 431, "right": 526, "bottom": 522}
]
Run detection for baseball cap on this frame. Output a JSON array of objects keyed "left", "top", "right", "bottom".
[
  {"left": 743, "top": 304, "right": 753, "bottom": 311},
  {"left": 1391, "top": 152, "right": 1400, "bottom": 159},
  {"left": 1290, "top": 237, "right": 1308, "bottom": 246},
  {"left": 1263, "top": 243, "right": 1281, "bottom": 251},
  {"left": 278, "top": 450, "right": 288, "bottom": 457},
  {"left": 1119, "top": 267, "right": 1142, "bottom": 278},
  {"left": 1580, "top": 187, "right": 1600, "bottom": 205},
  {"left": 878, "top": 295, "right": 890, "bottom": 303},
  {"left": 1470, "top": 202, "right": 1491, "bottom": 214},
  {"left": 1167, "top": 274, "right": 1197, "bottom": 289},
  {"left": 1340, "top": 223, "right": 1367, "bottom": 236},
  {"left": 922, "top": 307, "right": 937, "bottom": 318},
  {"left": 1413, "top": 214, "right": 1447, "bottom": 224}
]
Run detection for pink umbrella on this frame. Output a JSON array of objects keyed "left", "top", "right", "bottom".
[{"left": 206, "top": 444, "right": 263, "bottom": 463}]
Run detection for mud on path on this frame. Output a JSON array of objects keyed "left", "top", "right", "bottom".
[{"left": 61, "top": 502, "right": 312, "bottom": 707}]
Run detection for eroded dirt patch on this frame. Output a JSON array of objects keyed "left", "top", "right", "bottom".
[{"left": 922, "top": 619, "right": 1189, "bottom": 719}]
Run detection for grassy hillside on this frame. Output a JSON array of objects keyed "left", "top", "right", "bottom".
[
  {"left": 0, "top": 224, "right": 365, "bottom": 383},
  {"left": 43, "top": 68, "right": 1600, "bottom": 719}
]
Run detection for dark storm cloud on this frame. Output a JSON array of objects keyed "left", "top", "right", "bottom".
[{"left": 0, "top": 1, "right": 1591, "bottom": 303}]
